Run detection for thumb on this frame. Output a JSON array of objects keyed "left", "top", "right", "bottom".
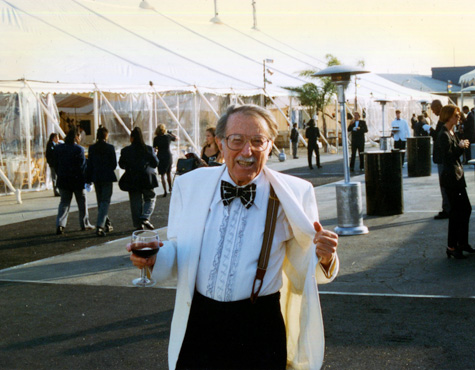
[{"left": 313, "top": 221, "right": 323, "bottom": 234}]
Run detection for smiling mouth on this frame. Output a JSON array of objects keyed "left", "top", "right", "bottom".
[{"left": 236, "top": 158, "right": 255, "bottom": 167}]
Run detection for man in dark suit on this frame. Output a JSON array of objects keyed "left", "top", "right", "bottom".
[
  {"left": 305, "top": 119, "right": 321, "bottom": 169},
  {"left": 347, "top": 112, "right": 368, "bottom": 171},
  {"left": 87, "top": 127, "right": 117, "bottom": 236},
  {"left": 462, "top": 106, "right": 474, "bottom": 163}
]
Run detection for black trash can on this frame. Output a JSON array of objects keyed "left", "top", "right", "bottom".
[
  {"left": 407, "top": 136, "right": 431, "bottom": 177},
  {"left": 364, "top": 150, "right": 404, "bottom": 216}
]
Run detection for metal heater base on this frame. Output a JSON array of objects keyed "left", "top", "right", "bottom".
[{"left": 334, "top": 182, "right": 369, "bottom": 236}]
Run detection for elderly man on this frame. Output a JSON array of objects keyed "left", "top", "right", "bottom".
[{"left": 130, "top": 104, "right": 339, "bottom": 370}]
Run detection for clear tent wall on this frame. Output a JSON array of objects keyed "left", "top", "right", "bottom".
[{"left": 0, "top": 88, "right": 263, "bottom": 196}]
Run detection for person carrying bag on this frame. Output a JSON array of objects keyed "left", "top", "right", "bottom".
[{"left": 119, "top": 127, "right": 159, "bottom": 231}]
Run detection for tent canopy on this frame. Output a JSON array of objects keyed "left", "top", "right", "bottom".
[
  {"left": 0, "top": 0, "right": 446, "bottom": 102},
  {"left": 459, "top": 69, "right": 475, "bottom": 86}
]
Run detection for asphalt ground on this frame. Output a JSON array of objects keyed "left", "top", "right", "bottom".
[{"left": 1, "top": 149, "right": 475, "bottom": 370}]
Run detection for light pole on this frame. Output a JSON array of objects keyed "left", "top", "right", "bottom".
[
  {"left": 263, "top": 59, "right": 273, "bottom": 107},
  {"left": 313, "top": 65, "right": 369, "bottom": 236}
]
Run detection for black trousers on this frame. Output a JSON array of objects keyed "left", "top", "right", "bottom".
[
  {"left": 394, "top": 139, "right": 407, "bottom": 163},
  {"left": 447, "top": 187, "right": 471, "bottom": 250},
  {"left": 350, "top": 141, "right": 365, "bottom": 170},
  {"left": 176, "top": 291, "right": 287, "bottom": 370},
  {"left": 307, "top": 143, "right": 320, "bottom": 168}
]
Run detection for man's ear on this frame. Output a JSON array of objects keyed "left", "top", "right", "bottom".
[
  {"left": 216, "top": 137, "right": 223, "bottom": 151},
  {"left": 268, "top": 141, "right": 274, "bottom": 155}
]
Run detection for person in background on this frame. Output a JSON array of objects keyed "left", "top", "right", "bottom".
[
  {"left": 290, "top": 123, "right": 299, "bottom": 159},
  {"left": 45, "top": 132, "right": 60, "bottom": 196},
  {"left": 120, "top": 127, "right": 159, "bottom": 231},
  {"left": 55, "top": 126, "right": 94, "bottom": 235},
  {"left": 201, "top": 127, "right": 223, "bottom": 165},
  {"left": 436, "top": 104, "right": 474, "bottom": 259},
  {"left": 462, "top": 106, "right": 474, "bottom": 163},
  {"left": 87, "top": 126, "right": 117, "bottom": 237},
  {"left": 430, "top": 99, "right": 450, "bottom": 220},
  {"left": 413, "top": 115, "right": 425, "bottom": 137},
  {"left": 411, "top": 113, "right": 418, "bottom": 131},
  {"left": 348, "top": 111, "right": 368, "bottom": 172},
  {"left": 153, "top": 124, "right": 177, "bottom": 197},
  {"left": 78, "top": 125, "right": 86, "bottom": 144},
  {"left": 305, "top": 118, "right": 321, "bottom": 169},
  {"left": 391, "top": 110, "right": 411, "bottom": 165},
  {"left": 128, "top": 104, "right": 339, "bottom": 370}
]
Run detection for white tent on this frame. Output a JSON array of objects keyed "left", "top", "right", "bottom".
[{"left": 0, "top": 0, "right": 445, "bottom": 196}]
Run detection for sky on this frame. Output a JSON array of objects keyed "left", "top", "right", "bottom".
[{"left": 164, "top": 0, "right": 475, "bottom": 76}]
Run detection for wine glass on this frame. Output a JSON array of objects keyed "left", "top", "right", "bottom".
[{"left": 130, "top": 230, "right": 160, "bottom": 287}]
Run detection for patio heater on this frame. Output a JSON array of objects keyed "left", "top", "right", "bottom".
[
  {"left": 313, "top": 65, "right": 369, "bottom": 235},
  {"left": 418, "top": 100, "right": 429, "bottom": 112},
  {"left": 375, "top": 99, "right": 392, "bottom": 151}
]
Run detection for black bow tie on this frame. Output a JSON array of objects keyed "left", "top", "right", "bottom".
[{"left": 220, "top": 180, "right": 256, "bottom": 209}]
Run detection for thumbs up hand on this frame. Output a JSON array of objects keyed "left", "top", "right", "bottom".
[{"left": 313, "top": 221, "right": 338, "bottom": 269}]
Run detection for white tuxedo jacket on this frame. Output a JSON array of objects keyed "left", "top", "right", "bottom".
[{"left": 152, "top": 165, "right": 339, "bottom": 370}]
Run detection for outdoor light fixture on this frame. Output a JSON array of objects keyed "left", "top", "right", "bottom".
[
  {"left": 263, "top": 59, "right": 274, "bottom": 90},
  {"left": 375, "top": 99, "right": 392, "bottom": 149},
  {"left": 210, "top": 0, "right": 222, "bottom": 24},
  {"left": 313, "top": 65, "right": 369, "bottom": 235},
  {"left": 252, "top": 0, "right": 258, "bottom": 30},
  {"left": 418, "top": 100, "right": 429, "bottom": 112},
  {"left": 139, "top": 0, "right": 155, "bottom": 10},
  {"left": 447, "top": 80, "right": 453, "bottom": 94}
]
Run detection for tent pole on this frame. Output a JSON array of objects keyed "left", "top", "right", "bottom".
[
  {"left": 24, "top": 81, "right": 65, "bottom": 138},
  {"left": 193, "top": 92, "right": 200, "bottom": 151},
  {"left": 335, "top": 94, "right": 339, "bottom": 154},
  {"left": 94, "top": 84, "right": 131, "bottom": 135},
  {"left": 148, "top": 94, "right": 153, "bottom": 146},
  {"left": 230, "top": 88, "right": 245, "bottom": 105},
  {"left": 0, "top": 169, "right": 21, "bottom": 203},
  {"left": 195, "top": 86, "right": 219, "bottom": 119},
  {"left": 151, "top": 88, "right": 200, "bottom": 153},
  {"left": 263, "top": 89, "right": 307, "bottom": 149},
  {"left": 93, "top": 91, "right": 99, "bottom": 141}
]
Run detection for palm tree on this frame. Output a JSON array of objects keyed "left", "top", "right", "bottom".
[{"left": 284, "top": 54, "right": 341, "bottom": 140}]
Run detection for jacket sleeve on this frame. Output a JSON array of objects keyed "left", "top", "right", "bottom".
[
  {"left": 151, "top": 177, "right": 181, "bottom": 286},
  {"left": 147, "top": 146, "right": 159, "bottom": 168},
  {"left": 118, "top": 148, "right": 127, "bottom": 170},
  {"left": 362, "top": 121, "right": 368, "bottom": 134},
  {"left": 282, "top": 181, "right": 338, "bottom": 292}
]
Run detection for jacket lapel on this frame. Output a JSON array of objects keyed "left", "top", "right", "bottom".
[{"left": 180, "top": 165, "right": 227, "bottom": 294}]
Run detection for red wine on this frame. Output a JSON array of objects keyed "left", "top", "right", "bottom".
[{"left": 132, "top": 248, "right": 158, "bottom": 258}]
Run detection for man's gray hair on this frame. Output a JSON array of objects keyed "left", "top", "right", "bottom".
[{"left": 216, "top": 104, "right": 279, "bottom": 140}]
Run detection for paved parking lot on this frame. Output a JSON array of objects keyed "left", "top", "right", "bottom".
[{"left": 1, "top": 150, "right": 474, "bottom": 369}]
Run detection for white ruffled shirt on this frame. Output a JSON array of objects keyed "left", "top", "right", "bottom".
[{"left": 196, "top": 170, "right": 292, "bottom": 302}]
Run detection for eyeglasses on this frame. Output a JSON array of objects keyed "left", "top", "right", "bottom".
[{"left": 224, "top": 134, "right": 270, "bottom": 152}]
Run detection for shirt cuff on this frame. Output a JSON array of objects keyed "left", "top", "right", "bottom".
[{"left": 318, "top": 255, "right": 337, "bottom": 279}]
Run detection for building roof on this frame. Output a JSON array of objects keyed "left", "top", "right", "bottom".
[{"left": 378, "top": 74, "right": 461, "bottom": 94}]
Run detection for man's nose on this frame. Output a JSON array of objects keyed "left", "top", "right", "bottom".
[{"left": 239, "top": 141, "right": 253, "bottom": 156}]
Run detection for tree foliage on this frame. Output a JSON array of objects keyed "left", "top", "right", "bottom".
[{"left": 283, "top": 54, "right": 341, "bottom": 117}]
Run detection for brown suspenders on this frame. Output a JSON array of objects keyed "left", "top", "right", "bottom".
[{"left": 250, "top": 185, "right": 280, "bottom": 303}]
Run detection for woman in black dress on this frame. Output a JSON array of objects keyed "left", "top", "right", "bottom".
[
  {"left": 201, "top": 127, "right": 222, "bottom": 165},
  {"left": 45, "top": 132, "right": 60, "bottom": 196},
  {"left": 436, "top": 104, "right": 474, "bottom": 259},
  {"left": 153, "top": 124, "right": 177, "bottom": 197}
]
